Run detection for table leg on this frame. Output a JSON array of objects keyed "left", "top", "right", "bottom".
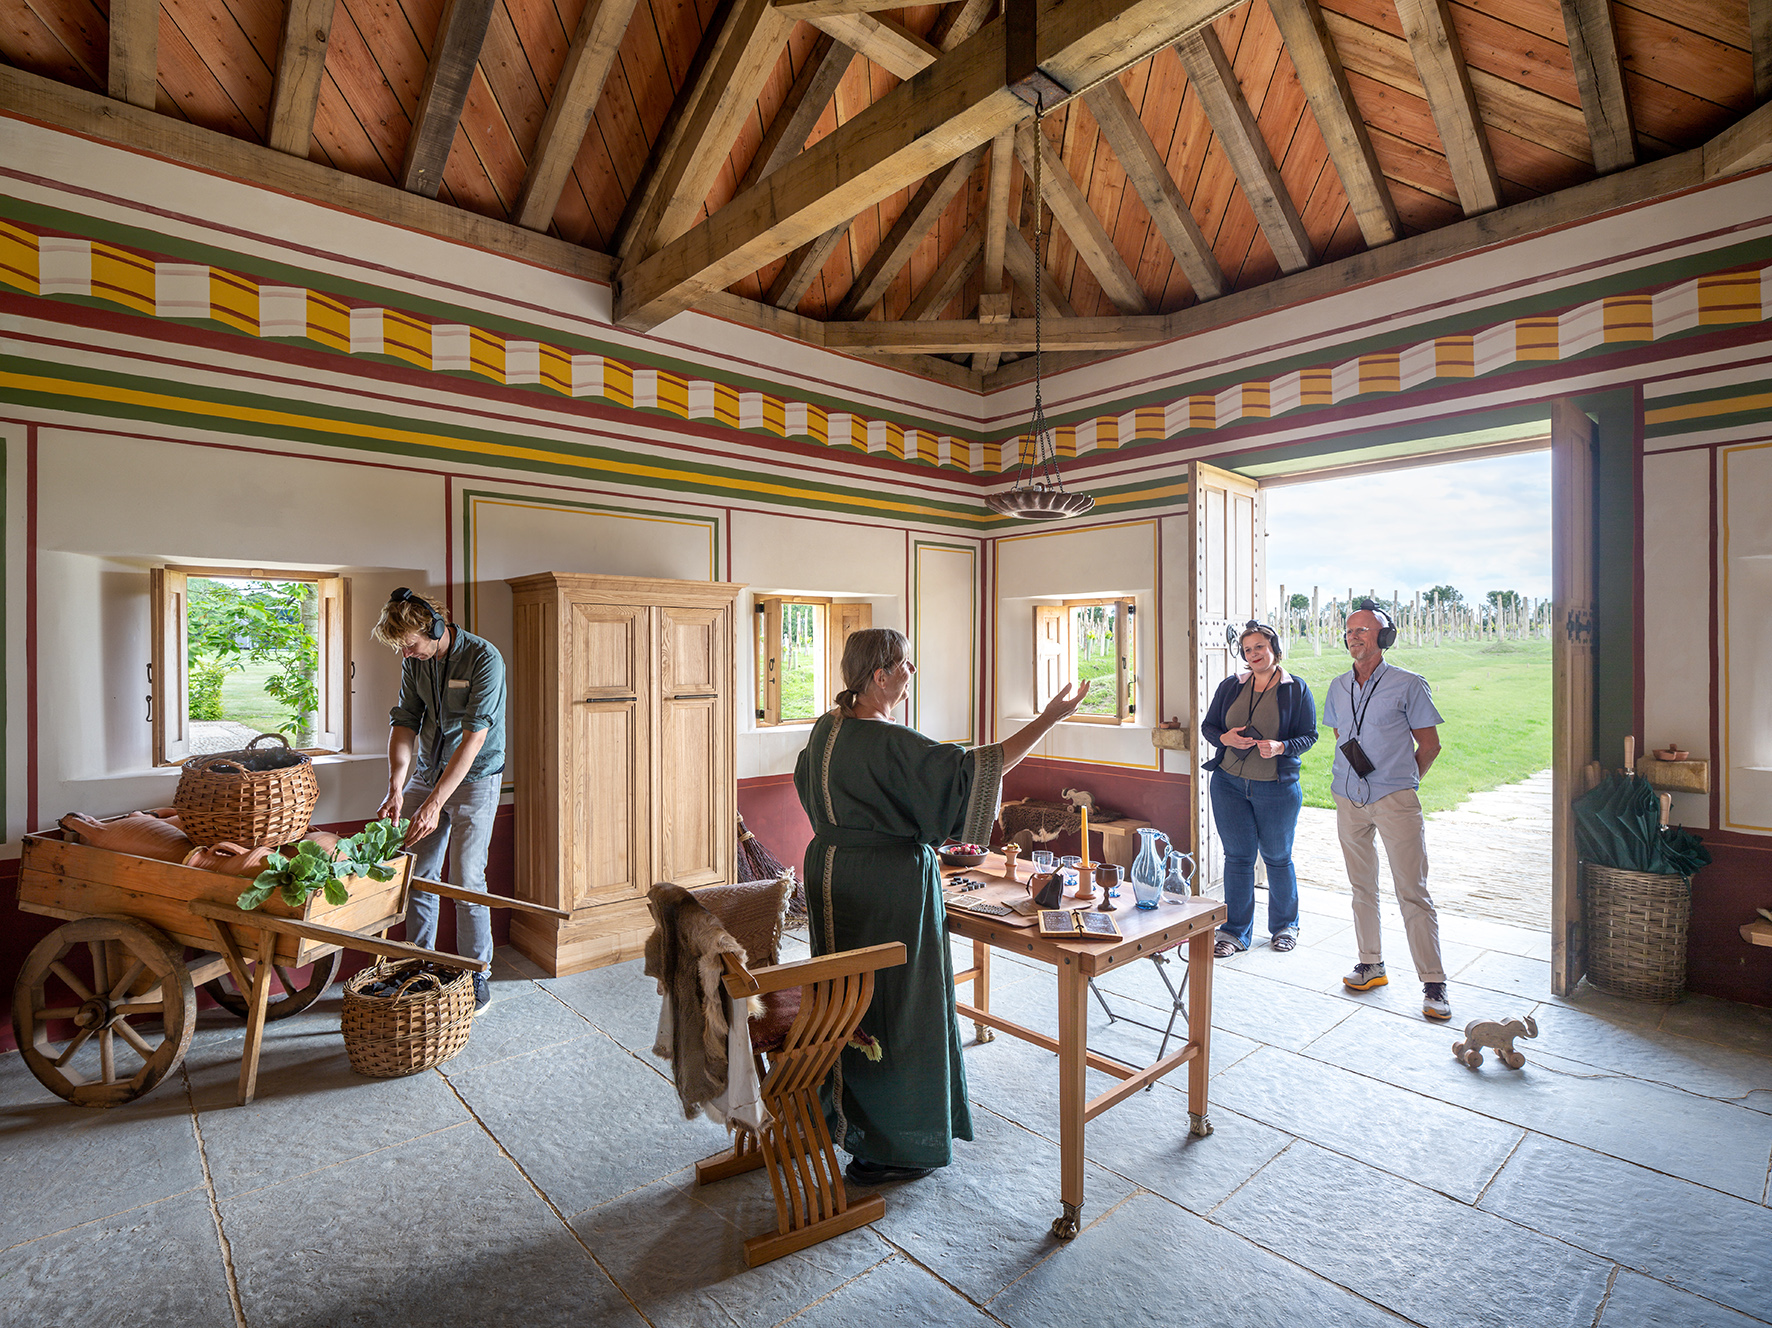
[
  {"left": 1185, "top": 926, "right": 1215, "bottom": 1137},
  {"left": 236, "top": 926, "right": 278, "bottom": 1107},
  {"left": 971, "top": 938, "right": 994, "bottom": 1043},
  {"left": 1051, "top": 956, "right": 1088, "bottom": 1240}
]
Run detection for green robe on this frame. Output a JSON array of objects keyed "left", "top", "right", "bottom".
[{"left": 794, "top": 710, "right": 1003, "bottom": 1169}]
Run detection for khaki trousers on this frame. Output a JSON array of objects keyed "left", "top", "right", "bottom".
[{"left": 1334, "top": 789, "right": 1445, "bottom": 984}]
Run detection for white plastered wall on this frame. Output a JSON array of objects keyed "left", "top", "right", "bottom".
[
  {"left": 1641, "top": 447, "right": 1713, "bottom": 827},
  {"left": 1721, "top": 440, "right": 1772, "bottom": 833}
]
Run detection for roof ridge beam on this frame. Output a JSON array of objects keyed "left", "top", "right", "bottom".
[
  {"left": 400, "top": 0, "right": 500, "bottom": 197},
  {"left": 1393, "top": 0, "right": 1501, "bottom": 215}
]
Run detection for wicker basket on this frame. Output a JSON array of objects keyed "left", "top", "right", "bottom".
[
  {"left": 174, "top": 733, "right": 319, "bottom": 848},
  {"left": 1583, "top": 863, "right": 1691, "bottom": 1002},
  {"left": 341, "top": 959, "right": 474, "bottom": 1077}
]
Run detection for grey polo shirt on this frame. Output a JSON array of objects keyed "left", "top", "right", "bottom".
[
  {"left": 389, "top": 626, "right": 506, "bottom": 785},
  {"left": 1320, "top": 663, "right": 1443, "bottom": 803}
]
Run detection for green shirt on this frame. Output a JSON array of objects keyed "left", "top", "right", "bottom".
[{"left": 388, "top": 626, "right": 506, "bottom": 784}]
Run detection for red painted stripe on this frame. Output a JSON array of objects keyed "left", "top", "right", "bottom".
[
  {"left": 25, "top": 426, "right": 38, "bottom": 837},
  {"left": 1709, "top": 447, "right": 1722, "bottom": 831},
  {"left": 444, "top": 473, "right": 454, "bottom": 622},
  {"left": 1632, "top": 383, "right": 1645, "bottom": 747}
]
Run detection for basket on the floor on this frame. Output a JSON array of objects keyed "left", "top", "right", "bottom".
[
  {"left": 1583, "top": 863, "right": 1690, "bottom": 1002},
  {"left": 341, "top": 959, "right": 474, "bottom": 1076},
  {"left": 174, "top": 733, "right": 318, "bottom": 848}
]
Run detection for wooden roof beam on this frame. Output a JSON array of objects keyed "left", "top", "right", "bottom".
[
  {"left": 615, "top": 0, "right": 1231, "bottom": 330},
  {"left": 1755, "top": 0, "right": 1771, "bottom": 104},
  {"left": 972, "top": 128, "right": 1015, "bottom": 372},
  {"left": 266, "top": 0, "right": 338, "bottom": 157},
  {"left": 401, "top": 0, "right": 499, "bottom": 197},
  {"left": 1015, "top": 120, "right": 1150, "bottom": 313},
  {"left": 766, "top": 224, "right": 849, "bottom": 308},
  {"left": 1003, "top": 224, "right": 1077, "bottom": 318},
  {"left": 1176, "top": 25, "right": 1316, "bottom": 273},
  {"left": 826, "top": 314, "right": 1163, "bottom": 352},
  {"left": 107, "top": 0, "right": 158, "bottom": 110},
  {"left": 1393, "top": 0, "right": 1501, "bottom": 215},
  {"left": 806, "top": 12, "right": 938, "bottom": 80},
  {"left": 904, "top": 221, "right": 985, "bottom": 320},
  {"left": 1267, "top": 0, "right": 1401, "bottom": 247},
  {"left": 512, "top": 0, "right": 646, "bottom": 230},
  {"left": 738, "top": 33, "right": 855, "bottom": 191},
  {"left": 973, "top": 290, "right": 1010, "bottom": 374},
  {"left": 837, "top": 144, "right": 986, "bottom": 319},
  {"left": 1558, "top": 0, "right": 1637, "bottom": 175},
  {"left": 1083, "top": 78, "right": 1227, "bottom": 297}
]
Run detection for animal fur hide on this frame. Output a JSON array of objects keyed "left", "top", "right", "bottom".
[{"left": 643, "top": 883, "right": 757, "bottom": 1121}]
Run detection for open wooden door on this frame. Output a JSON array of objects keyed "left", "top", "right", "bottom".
[
  {"left": 1188, "top": 462, "right": 1264, "bottom": 890},
  {"left": 1550, "top": 402, "right": 1596, "bottom": 995}
]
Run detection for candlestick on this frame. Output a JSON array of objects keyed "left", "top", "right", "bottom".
[{"left": 1079, "top": 804, "right": 1092, "bottom": 872}]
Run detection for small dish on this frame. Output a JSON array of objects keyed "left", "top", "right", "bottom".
[
  {"left": 1654, "top": 747, "right": 1690, "bottom": 762},
  {"left": 939, "top": 842, "right": 988, "bottom": 867}
]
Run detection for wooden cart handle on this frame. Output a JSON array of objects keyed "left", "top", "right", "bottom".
[
  {"left": 410, "top": 877, "right": 571, "bottom": 919},
  {"left": 187, "top": 899, "right": 488, "bottom": 972}
]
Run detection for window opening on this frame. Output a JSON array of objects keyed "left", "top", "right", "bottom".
[
  {"left": 755, "top": 597, "right": 871, "bottom": 725},
  {"left": 1033, "top": 598, "right": 1136, "bottom": 724}
]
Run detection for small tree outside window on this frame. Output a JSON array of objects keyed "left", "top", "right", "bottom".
[
  {"left": 755, "top": 597, "right": 872, "bottom": 725},
  {"left": 152, "top": 567, "right": 349, "bottom": 763},
  {"left": 1033, "top": 598, "right": 1136, "bottom": 724}
]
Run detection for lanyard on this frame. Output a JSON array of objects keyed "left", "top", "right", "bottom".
[
  {"left": 429, "top": 629, "right": 458, "bottom": 771},
  {"left": 1349, "top": 664, "right": 1389, "bottom": 737}
]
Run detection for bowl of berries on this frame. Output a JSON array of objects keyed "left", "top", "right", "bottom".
[{"left": 939, "top": 841, "right": 989, "bottom": 867}]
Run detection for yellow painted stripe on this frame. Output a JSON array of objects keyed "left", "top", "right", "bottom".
[
  {"left": 601, "top": 359, "right": 634, "bottom": 409},
  {"left": 539, "top": 344, "right": 573, "bottom": 395},
  {"left": 91, "top": 243, "right": 154, "bottom": 314},
  {"left": 306, "top": 291, "right": 350, "bottom": 352},
  {"left": 0, "top": 221, "right": 40, "bottom": 294},
  {"left": 1, "top": 369, "right": 997, "bottom": 523},
  {"left": 1645, "top": 391, "right": 1772, "bottom": 425},
  {"left": 210, "top": 270, "right": 259, "bottom": 335},
  {"left": 468, "top": 327, "right": 504, "bottom": 382},
  {"left": 383, "top": 311, "right": 431, "bottom": 370}
]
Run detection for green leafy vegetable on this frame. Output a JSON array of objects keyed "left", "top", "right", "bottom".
[{"left": 236, "top": 817, "right": 410, "bottom": 911}]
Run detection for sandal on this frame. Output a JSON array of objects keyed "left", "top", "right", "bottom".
[
  {"left": 1271, "top": 932, "right": 1298, "bottom": 953},
  {"left": 1213, "top": 936, "right": 1243, "bottom": 958}
]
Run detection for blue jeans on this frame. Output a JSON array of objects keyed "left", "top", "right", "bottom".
[
  {"left": 1209, "top": 771, "right": 1303, "bottom": 949},
  {"left": 403, "top": 775, "right": 499, "bottom": 969}
]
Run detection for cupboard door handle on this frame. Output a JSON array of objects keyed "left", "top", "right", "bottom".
[
  {"left": 672, "top": 693, "right": 718, "bottom": 700},
  {"left": 577, "top": 696, "right": 637, "bottom": 704}
]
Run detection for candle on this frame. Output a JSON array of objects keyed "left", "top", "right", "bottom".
[{"left": 1079, "top": 804, "right": 1092, "bottom": 871}]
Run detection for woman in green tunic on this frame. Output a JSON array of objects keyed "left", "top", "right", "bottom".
[{"left": 795, "top": 628, "right": 1090, "bottom": 1185}]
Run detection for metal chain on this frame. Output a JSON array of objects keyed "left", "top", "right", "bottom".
[{"left": 1025, "top": 104, "right": 1057, "bottom": 489}]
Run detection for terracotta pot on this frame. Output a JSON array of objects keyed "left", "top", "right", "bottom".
[
  {"left": 300, "top": 830, "right": 342, "bottom": 854},
  {"left": 182, "top": 842, "right": 274, "bottom": 877},
  {"left": 62, "top": 811, "right": 195, "bottom": 863}
]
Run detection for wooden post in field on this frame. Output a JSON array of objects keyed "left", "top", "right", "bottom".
[{"left": 1312, "top": 586, "right": 1321, "bottom": 655}]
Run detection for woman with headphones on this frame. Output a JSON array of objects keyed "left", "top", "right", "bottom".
[{"left": 1200, "top": 621, "right": 1319, "bottom": 957}]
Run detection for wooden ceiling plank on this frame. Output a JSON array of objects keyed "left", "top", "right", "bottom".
[
  {"left": 1175, "top": 23, "right": 1316, "bottom": 273},
  {"left": 5, "top": 1, "right": 102, "bottom": 92},
  {"left": 647, "top": 0, "right": 797, "bottom": 250},
  {"left": 1014, "top": 119, "right": 1149, "bottom": 312},
  {"left": 1558, "top": 0, "right": 1636, "bottom": 174},
  {"left": 20, "top": 0, "right": 108, "bottom": 89},
  {"left": 766, "top": 221, "right": 849, "bottom": 306},
  {"left": 1392, "top": 0, "right": 1501, "bottom": 213},
  {"left": 1755, "top": 0, "right": 1772, "bottom": 103},
  {"left": 153, "top": 4, "right": 265, "bottom": 141},
  {"left": 614, "top": 0, "right": 1239, "bottom": 330},
  {"left": 1002, "top": 224, "right": 1077, "bottom": 318},
  {"left": 107, "top": 0, "right": 159, "bottom": 108},
  {"left": 1268, "top": 0, "right": 1401, "bottom": 247},
  {"left": 399, "top": 0, "right": 500, "bottom": 195},
  {"left": 268, "top": 0, "right": 341, "bottom": 156},
  {"left": 1084, "top": 78, "right": 1225, "bottom": 297},
  {"left": 836, "top": 143, "right": 985, "bottom": 318},
  {"left": 805, "top": 11, "right": 937, "bottom": 80},
  {"left": 739, "top": 32, "right": 854, "bottom": 189},
  {"left": 904, "top": 219, "right": 983, "bottom": 319},
  {"left": 511, "top": 0, "right": 644, "bottom": 229}
]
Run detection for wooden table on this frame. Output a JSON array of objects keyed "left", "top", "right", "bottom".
[{"left": 942, "top": 855, "right": 1225, "bottom": 1239}]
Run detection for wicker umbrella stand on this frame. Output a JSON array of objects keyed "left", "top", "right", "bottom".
[{"left": 1582, "top": 863, "right": 1691, "bottom": 1002}]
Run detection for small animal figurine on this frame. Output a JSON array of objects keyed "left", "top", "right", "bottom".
[
  {"left": 1061, "top": 787, "right": 1096, "bottom": 813},
  {"left": 1451, "top": 1014, "right": 1539, "bottom": 1070}
]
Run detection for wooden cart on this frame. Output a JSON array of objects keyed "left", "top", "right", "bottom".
[{"left": 11, "top": 826, "right": 566, "bottom": 1108}]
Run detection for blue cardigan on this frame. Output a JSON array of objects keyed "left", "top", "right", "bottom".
[{"left": 1200, "top": 669, "right": 1319, "bottom": 782}]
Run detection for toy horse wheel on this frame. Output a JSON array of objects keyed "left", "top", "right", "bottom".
[{"left": 1462, "top": 1049, "right": 1484, "bottom": 1069}]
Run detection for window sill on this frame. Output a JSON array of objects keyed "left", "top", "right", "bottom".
[
  {"left": 1003, "top": 715, "right": 1149, "bottom": 730},
  {"left": 66, "top": 752, "right": 385, "bottom": 783}
]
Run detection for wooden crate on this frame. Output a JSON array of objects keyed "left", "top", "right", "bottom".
[{"left": 18, "top": 831, "right": 411, "bottom": 964}]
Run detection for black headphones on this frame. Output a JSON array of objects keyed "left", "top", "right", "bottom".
[
  {"left": 1351, "top": 598, "right": 1397, "bottom": 650},
  {"left": 1226, "top": 620, "right": 1282, "bottom": 661},
  {"left": 391, "top": 587, "right": 446, "bottom": 641}
]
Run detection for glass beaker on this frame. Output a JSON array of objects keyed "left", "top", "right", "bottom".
[
  {"left": 1163, "top": 850, "right": 1196, "bottom": 899},
  {"left": 1031, "top": 849, "right": 1055, "bottom": 874},
  {"left": 1130, "top": 828, "right": 1169, "bottom": 910}
]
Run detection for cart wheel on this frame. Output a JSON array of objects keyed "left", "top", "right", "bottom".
[
  {"left": 202, "top": 951, "right": 341, "bottom": 1021},
  {"left": 11, "top": 917, "right": 196, "bottom": 1107}
]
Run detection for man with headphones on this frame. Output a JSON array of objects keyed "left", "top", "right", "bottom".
[
  {"left": 1321, "top": 599, "right": 1451, "bottom": 1021},
  {"left": 373, "top": 587, "right": 507, "bottom": 1016}
]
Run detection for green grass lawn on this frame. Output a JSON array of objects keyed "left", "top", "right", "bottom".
[
  {"left": 216, "top": 659, "right": 302, "bottom": 737},
  {"left": 1279, "top": 638, "right": 1551, "bottom": 813}
]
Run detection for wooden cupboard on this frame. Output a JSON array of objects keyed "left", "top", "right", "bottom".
[{"left": 506, "top": 573, "right": 743, "bottom": 975}]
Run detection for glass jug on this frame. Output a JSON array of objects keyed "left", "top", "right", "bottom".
[
  {"left": 1130, "top": 827, "right": 1170, "bottom": 910},
  {"left": 1163, "top": 850, "right": 1196, "bottom": 899}
]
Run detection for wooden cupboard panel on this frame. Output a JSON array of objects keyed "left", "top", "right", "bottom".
[
  {"left": 568, "top": 699, "right": 649, "bottom": 906},
  {"left": 656, "top": 695, "right": 725, "bottom": 888},
  {"left": 569, "top": 601, "right": 647, "bottom": 698},
  {"left": 658, "top": 604, "right": 723, "bottom": 695}
]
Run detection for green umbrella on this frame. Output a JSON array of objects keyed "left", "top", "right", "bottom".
[{"left": 1575, "top": 772, "right": 1711, "bottom": 875}]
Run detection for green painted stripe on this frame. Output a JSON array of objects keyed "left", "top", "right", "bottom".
[{"left": 0, "top": 354, "right": 992, "bottom": 527}]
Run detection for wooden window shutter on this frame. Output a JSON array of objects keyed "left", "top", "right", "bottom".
[
  {"left": 828, "top": 602, "right": 872, "bottom": 706},
  {"left": 315, "top": 575, "right": 351, "bottom": 752},
  {"left": 1117, "top": 599, "right": 1136, "bottom": 722},
  {"left": 1034, "top": 605, "right": 1066, "bottom": 711},
  {"left": 151, "top": 567, "right": 190, "bottom": 764},
  {"left": 758, "top": 597, "right": 783, "bottom": 724}
]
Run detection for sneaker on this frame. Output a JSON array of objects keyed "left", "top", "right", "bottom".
[
  {"left": 1422, "top": 982, "right": 1451, "bottom": 1021},
  {"left": 1343, "top": 961, "right": 1388, "bottom": 991},
  {"left": 472, "top": 973, "right": 491, "bottom": 1018},
  {"left": 845, "top": 1158, "right": 936, "bottom": 1184}
]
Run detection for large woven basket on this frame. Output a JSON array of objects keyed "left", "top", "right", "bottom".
[
  {"left": 341, "top": 959, "right": 474, "bottom": 1077},
  {"left": 174, "top": 733, "right": 319, "bottom": 848},
  {"left": 1583, "top": 863, "right": 1691, "bottom": 1002}
]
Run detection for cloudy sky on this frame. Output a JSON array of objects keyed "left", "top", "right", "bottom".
[{"left": 1264, "top": 450, "right": 1552, "bottom": 608}]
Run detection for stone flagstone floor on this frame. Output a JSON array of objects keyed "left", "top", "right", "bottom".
[{"left": 4, "top": 880, "right": 1770, "bottom": 1328}]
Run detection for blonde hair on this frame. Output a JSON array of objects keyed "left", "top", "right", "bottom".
[
  {"left": 834, "top": 628, "right": 908, "bottom": 711},
  {"left": 372, "top": 590, "right": 448, "bottom": 649}
]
